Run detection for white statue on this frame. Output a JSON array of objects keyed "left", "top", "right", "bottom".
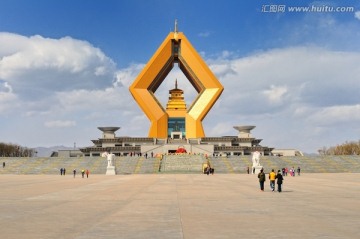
[
  {"left": 102, "top": 152, "right": 115, "bottom": 167},
  {"left": 108, "top": 154, "right": 115, "bottom": 167},
  {"left": 252, "top": 151, "right": 261, "bottom": 167}
]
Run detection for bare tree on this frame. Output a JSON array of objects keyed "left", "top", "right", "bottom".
[
  {"left": 0, "top": 142, "right": 35, "bottom": 157},
  {"left": 320, "top": 141, "right": 360, "bottom": 155}
]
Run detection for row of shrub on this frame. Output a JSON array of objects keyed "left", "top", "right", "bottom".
[
  {"left": 318, "top": 140, "right": 360, "bottom": 155},
  {"left": 0, "top": 142, "right": 35, "bottom": 157}
]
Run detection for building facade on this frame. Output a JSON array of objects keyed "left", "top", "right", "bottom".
[{"left": 79, "top": 126, "right": 273, "bottom": 157}]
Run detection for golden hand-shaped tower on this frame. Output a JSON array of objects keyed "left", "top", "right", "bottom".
[{"left": 129, "top": 21, "right": 223, "bottom": 138}]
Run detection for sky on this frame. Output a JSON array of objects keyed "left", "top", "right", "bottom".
[{"left": 1, "top": 0, "right": 360, "bottom": 154}]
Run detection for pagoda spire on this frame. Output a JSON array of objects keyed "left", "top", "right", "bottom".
[{"left": 166, "top": 78, "right": 187, "bottom": 111}]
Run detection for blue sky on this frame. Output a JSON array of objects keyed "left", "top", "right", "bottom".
[{"left": 1, "top": 0, "right": 360, "bottom": 154}]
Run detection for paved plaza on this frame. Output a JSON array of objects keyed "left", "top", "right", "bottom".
[{"left": 0, "top": 173, "right": 359, "bottom": 239}]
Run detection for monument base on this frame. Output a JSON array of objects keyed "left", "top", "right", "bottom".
[
  {"left": 106, "top": 166, "right": 116, "bottom": 175},
  {"left": 252, "top": 166, "right": 263, "bottom": 175}
]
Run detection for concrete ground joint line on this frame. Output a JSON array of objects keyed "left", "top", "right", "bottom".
[{"left": 175, "top": 176, "right": 185, "bottom": 239}]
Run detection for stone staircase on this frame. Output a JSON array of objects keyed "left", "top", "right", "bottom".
[
  {"left": 114, "top": 156, "right": 161, "bottom": 174},
  {"left": 212, "top": 155, "right": 360, "bottom": 174},
  {"left": 209, "top": 156, "right": 250, "bottom": 173},
  {"left": 0, "top": 157, "right": 108, "bottom": 175},
  {"left": 160, "top": 154, "right": 206, "bottom": 173},
  {"left": 1, "top": 155, "right": 360, "bottom": 174}
]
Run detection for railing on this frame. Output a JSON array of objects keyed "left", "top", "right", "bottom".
[
  {"left": 201, "top": 137, "right": 233, "bottom": 142},
  {"left": 232, "top": 138, "right": 257, "bottom": 142},
  {"left": 80, "top": 146, "right": 141, "bottom": 153},
  {"left": 91, "top": 137, "right": 155, "bottom": 144}
]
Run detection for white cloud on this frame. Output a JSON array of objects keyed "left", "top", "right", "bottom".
[
  {"left": 262, "top": 85, "right": 288, "bottom": 105},
  {"left": 44, "top": 120, "right": 76, "bottom": 128},
  {"left": 307, "top": 104, "right": 360, "bottom": 125},
  {"left": 0, "top": 33, "right": 116, "bottom": 100},
  {"left": 204, "top": 46, "right": 360, "bottom": 152},
  {"left": 198, "top": 31, "right": 212, "bottom": 37},
  {"left": 114, "top": 64, "right": 143, "bottom": 87},
  {"left": 55, "top": 87, "right": 133, "bottom": 113},
  {"left": 217, "top": 47, "right": 360, "bottom": 111},
  {"left": 355, "top": 11, "right": 360, "bottom": 20},
  {"left": 0, "top": 91, "right": 18, "bottom": 113},
  {"left": 0, "top": 80, "right": 12, "bottom": 93}
]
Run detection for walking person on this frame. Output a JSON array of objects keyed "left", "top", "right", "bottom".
[
  {"left": 86, "top": 169, "right": 89, "bottom": 178},
  {"left": 297, "top": 166, "right": 301, "bottom": 176},
  {"left": 73, "top": 169, "right": 76, "bottom": 178},
  {"left": 258, "top": 169, "right": 266, "bottom": 191},
  {"left": 60, "top": 168, "right": 63, "bottom": 176},
  {"left": 63, "top": 168, "right": 66, "bottom": 175},
  {"left": 269, "top": 169, "right": 276, "bottom": 192},
  {"left": 276, "top": 170, "right": 284, "bottom": 193},
  {"left": 81, "top": 169, "right": 85, "bottom": 178},
  {"left": 3, "top": 162, "right": 5, "bottom": 168}
]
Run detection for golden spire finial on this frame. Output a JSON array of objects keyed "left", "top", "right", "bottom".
[
  {"left": 175, "top": 79, "right": 178, "bottom": 89},
  {"left": 174, "top": 19, "right": 179, "bottom": 40}
]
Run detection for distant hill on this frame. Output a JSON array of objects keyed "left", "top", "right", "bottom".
[{"left": 35, "top": 146, "right": 75, "bottom": 157}]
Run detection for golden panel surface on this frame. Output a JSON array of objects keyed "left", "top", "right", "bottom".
[{"left": 188, "top": 89, "right": 219, "bottom": 119}]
